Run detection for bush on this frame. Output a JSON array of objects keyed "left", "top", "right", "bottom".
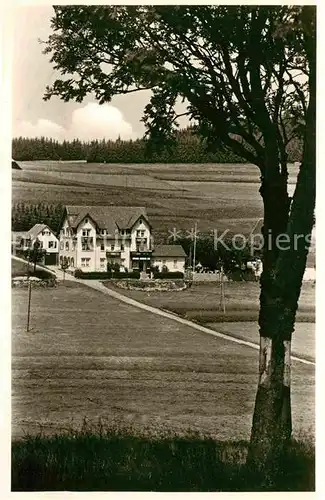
[
  {"left": 153, "top": 271, "right": 184, "bottom": 279},
  {"left": 32, "top": 269, "right": 54, "bottom": 280},
  {"left": 74, "top": 269, "right": 140, "bottom": 280},
  {"left": 74, "top": 268, "right": 84, "bottom": 278}
]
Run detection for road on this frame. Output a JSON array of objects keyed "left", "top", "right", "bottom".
[{"left": 12, "top": 277, "right": 315, "bottom": 441}]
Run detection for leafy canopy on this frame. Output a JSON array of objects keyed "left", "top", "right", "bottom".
[{"left": 43, "top": 5, "right": 315, "bottom": 172}]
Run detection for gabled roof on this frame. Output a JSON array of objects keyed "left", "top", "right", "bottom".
[
  {"left": 153, "top": 245, "right": 186, "bottom": 258},
  {"left": 64, "top": 205, "right": 149, "bottom": 233},
  {"left": 27, "top": 224, "right": 54, "bottom": 240}
]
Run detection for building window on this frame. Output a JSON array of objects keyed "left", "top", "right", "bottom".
[
  {"left": 68, "top": 257, "right": 71, "bottom": 266},
  {"left": 111, "top": 244, "right": 115, "bottom": 251},
  {"left": 71, "top": 257, "right": 74, "bottom": 268},
  {"left": 173, "top": 259, "right": 177, "bottom": 268},
  {"left": 60, "top": 256, "right": 63, "bottom": 265},
  {"left": 101, "top": 243, "right": 105, "bottom": 251},
  {"left": 139, "top": 219, "right": 142, "bottom": 224},
  {"left": 121, "top": 244, "right": 124, "bottom": 251},
  {"left": 82, "top": 229, "right": 91, "bottom": 237},
  {"left": 100, "top": 258, "right": 106, "bottom": 268},
  {"left": 60, "top": 241, "right": 64, "bottom": 250},
  {"left": 85, "top": 218, "right": 88, "bottom": 223},
  {"left": 101, "top": 229, "right": 105, "bottom": 235},
  {"left": 81, "top": 237, "right": 93, "bottom": 251},
  {"left": 65, "top": 241, "right": 69, "bottom": 250},
  {"left": 81, "top": 258, "right": 90, "bottom": 267},
  {"left": 48, "top": 241, "right": 56, "bottom": 249}
]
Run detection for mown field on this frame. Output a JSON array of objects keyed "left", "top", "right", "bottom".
[
  {"left": 11, "top": 162, "right": 272, "bottom": 238},
  {"left": 12, "top": 281, "right": 314, "bottom": 441},
  {"left": 12, "top": 161, "right": 311, "bottom": 250},
  {"left": 103, "top": 281, "right": 315, "bottom": 361}
]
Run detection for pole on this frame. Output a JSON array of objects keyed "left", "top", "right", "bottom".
[
  {"left": 26, "top": 249, "right": 32, "bottom": 332},
  {"left": 193, "top": 222, "right": 197, "bottom": 272},
  {"left": 26, "top": 280, "right": 32, "bottom": 332},
  {"left": 220, "top": 265, "right": 226, "bottom": 314}
]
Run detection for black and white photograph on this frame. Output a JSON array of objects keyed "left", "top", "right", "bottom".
[{"left": 6, "top": 1, "right": 318, "bottom": 492}]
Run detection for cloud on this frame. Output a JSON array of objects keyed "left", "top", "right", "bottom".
[
  {"left": 14, "top": 118, "right": 65, "bottom": 141},
  {"left": 13, "top": 103, "right": 136, "bottom": 142}
]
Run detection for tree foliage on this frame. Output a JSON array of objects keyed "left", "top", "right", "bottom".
[
  {"left": 12, "top": 133, "right": 303, "bottom": 163},
  {"left": 12, "top": 202, "right": 64, "bottom": 233}
]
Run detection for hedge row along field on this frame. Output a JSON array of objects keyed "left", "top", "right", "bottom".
[{"left": 12, "top": 129, "right": 302, "bottom": 163}]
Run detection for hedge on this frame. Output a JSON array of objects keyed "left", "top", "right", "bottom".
[
  {"left": 153, "top": 271, "right": 184, "bottom": 279},
  {"left": 74, "top": 270, "right": 140, "bottom": 279}
]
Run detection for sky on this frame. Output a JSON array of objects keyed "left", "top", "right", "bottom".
[{"left": 12, "top": 5, "right": 189, "bottom": 142}]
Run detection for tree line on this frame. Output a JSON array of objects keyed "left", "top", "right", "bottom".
[
  {"left": 12, "top": 128, "right": 302, "bottom": 163},
  {"left": 12, "top": 202, "right": 64, "bottom": 233}
]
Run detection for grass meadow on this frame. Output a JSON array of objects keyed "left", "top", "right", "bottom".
[
  {"left": 11, "top": 161, "right": 315, "bottom": 490},
  {"left": 11, "top": 280, "right": 315, "bottom": 491}
]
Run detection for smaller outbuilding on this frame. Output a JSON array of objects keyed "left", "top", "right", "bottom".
[
  {"left": 152, "top": 245, "right": 186, "bottom": 273},
  {"left": 12, "top": 224, "right": 59, "bottom": 265}
]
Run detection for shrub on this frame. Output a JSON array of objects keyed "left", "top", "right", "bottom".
[
  {"left": 74, "top": 270, "right": 140, "bottom": 280},
  {"left": 32, "top": 269, "right": 54, "bottom": 280},
  {"left": 74, "top": 268, "right": 84, "bottom": 278},
  {"left": 153, "top": 271, "right": 184, "bottom": 279}
]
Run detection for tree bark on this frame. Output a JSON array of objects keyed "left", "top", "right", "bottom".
[{"left": 247, "top": 49, "right": 316, "bottom": 480}]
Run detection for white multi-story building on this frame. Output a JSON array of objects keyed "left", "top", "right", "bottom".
[
  {"left": 58, "top": 205, "right": 186, "bottom": 274},
  {"left": 59, "top": 205, "right": 154, "bottom": 272}
]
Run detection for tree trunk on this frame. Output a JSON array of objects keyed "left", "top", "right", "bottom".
[
  {"left": 247, "top": 52, "right": 316, "bottom": 481},
  {"left": 246, "top": 173, "right": 292, "bottom": 481}
]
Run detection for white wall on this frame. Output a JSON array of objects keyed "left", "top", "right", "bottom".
[
  {"left": 33, "top": 227, "right": 58, "bottom": 253},
  {"left": 59, "top": 215, "right": 154, "bottom": 272},
  {"left": 130, "top": 218, "right": 151, "bottom": 251},
  {"left": 153, "top": 257, "right": 185, "bottom": 273},
  {"left": 76, "top": 218, "right": 97, "bottom": 270},
  {"left": 59, "top": 217, "right": 76, "bottom": 268}
]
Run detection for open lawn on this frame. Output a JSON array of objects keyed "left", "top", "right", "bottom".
[
  {"left": 103, "top": 281, "right": 315, "bottom": 324},
  {"left": 12, "top": 281, "right": 314, "bottom": 441}
]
